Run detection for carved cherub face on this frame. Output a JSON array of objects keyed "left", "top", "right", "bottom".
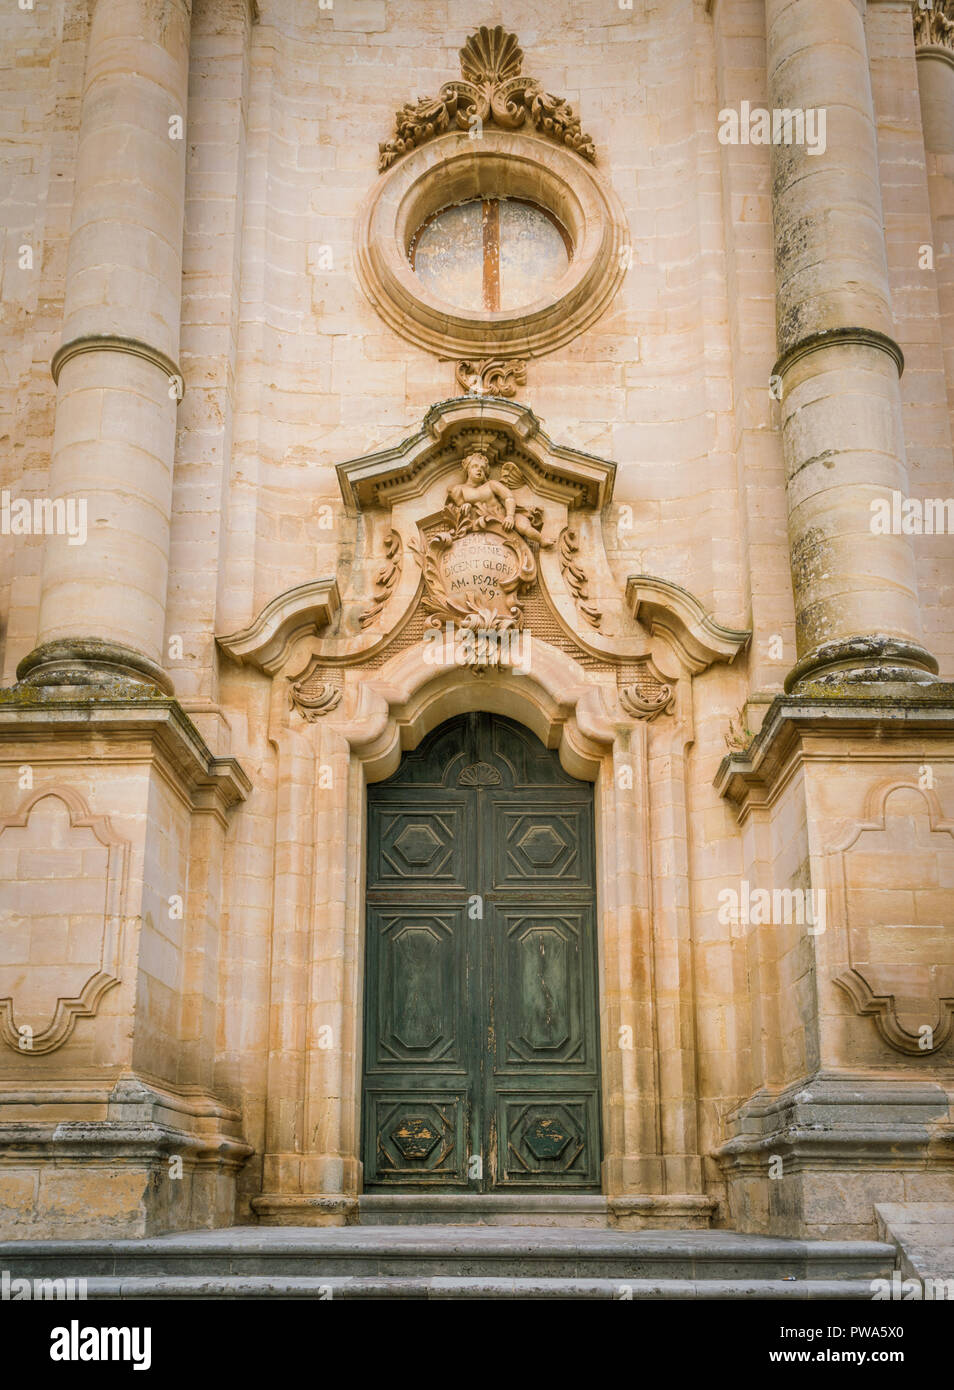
[{"left": 463, "top": 453, "right": 489, "bottom": 484}]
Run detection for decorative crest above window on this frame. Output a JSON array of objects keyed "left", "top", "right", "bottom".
[{"left": 378, "top": 25, "right": 596, "bottom": 172}]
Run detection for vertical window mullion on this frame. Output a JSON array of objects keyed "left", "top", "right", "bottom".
[{"left": 482, "top": 198, "right": 500, "bottom": 312}]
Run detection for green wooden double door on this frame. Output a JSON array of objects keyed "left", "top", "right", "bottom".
[{"left": 362, "top": 712, "right": 602, "bottom": 1192}]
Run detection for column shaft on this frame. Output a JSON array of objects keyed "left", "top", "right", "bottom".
[
  {"left": 767, "top": 0, "right": 937, "bottom": 689},
  {"left": 20, "top": 0, "right": 192, "bottom": 692}
]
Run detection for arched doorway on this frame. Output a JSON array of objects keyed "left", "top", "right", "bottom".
[{"left": 361, "top": 711, "right": 602, "bottom": 1192}]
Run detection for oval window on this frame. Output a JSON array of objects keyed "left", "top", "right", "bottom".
[{"left": 408, "top": 198, "right": 571, "bottom": 313}]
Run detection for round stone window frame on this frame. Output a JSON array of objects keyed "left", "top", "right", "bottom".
[{"left": 354, "top": 130, "right": 630, "bottom": 359}]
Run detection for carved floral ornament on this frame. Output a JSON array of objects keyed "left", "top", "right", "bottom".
[
  {"left": 379, "top": 26, "right": 596, "bottom": 172},
  {"left": 217, "top": 400, "right": 751, "bottom": 730},
  {"left": 913, "top": 0, "right": 954, "bottom": 50}
]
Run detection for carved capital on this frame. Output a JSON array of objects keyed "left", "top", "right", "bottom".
[
  {"left": 619, "top": 682, "right": 675, "bottom": 722},
  {"left": 913, "top": 0, "right": 954, "bottom": 50}
]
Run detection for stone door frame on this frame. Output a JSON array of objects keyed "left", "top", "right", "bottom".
[{"left": 250, "top": 636, "right": 714, "bottom": 1227}]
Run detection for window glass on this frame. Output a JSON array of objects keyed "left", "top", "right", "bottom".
[{"left": 410, "top": 199, "right": 570, "bottom": 312}]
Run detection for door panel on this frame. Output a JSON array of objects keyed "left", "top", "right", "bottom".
[
  {"left": 368, "top": 802, "right": 472, "bottom": 889},
  {"left": 362, "top": 712, "right": 601, "bottom": 1193},
  {"left": 368, "top": 907, "right": 466, "bottom": 1068}
]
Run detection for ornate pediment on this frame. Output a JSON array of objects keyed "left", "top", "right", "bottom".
[
  {"left": 378, "top": 25, "right": 596, "bottom": 173},
  {"left": 336, "top": 398, "right": 614, "bottom": 513},
  {"left": 218, "top": 400, "right": 751, "bottom": 728}
]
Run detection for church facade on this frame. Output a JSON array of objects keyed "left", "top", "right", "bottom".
[{"left": 1, "top": 0, "right": 953, "bottom": 1246}]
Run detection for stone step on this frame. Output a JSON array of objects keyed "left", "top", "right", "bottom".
[
  {"left": 359, "top": 1194, "right": 611, "bottom": 1226},
  {"left": 67, "top": 1275, "right": 884, "bottom": 1300},
  {"left": 0, "top": 1225, "right": 896, "bottom": 1285}
]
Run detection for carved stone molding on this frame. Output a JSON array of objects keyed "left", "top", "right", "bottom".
[
  {"left": 456, "top": 359, "right": 527, "bottom": 399},
  {"left": 0, "top": 787, "right": 131, "bottom": 1054},
  {"left": 913, "top": 0, "right": 954, "bottom": 50},
  {"left": 559, "top": 528, "right": 602, "bottom": 629},
  {"left": 626, "top": 575, "right": 751, "bottom": 673},
  {"left": 50, "top": 333, "right": 184, "bottom": 399},
  {"left": 821, "top": 782, "right": 954, "bottom": 1056},
  {"left": 218, "top": 577, "right": 341, "bottom": 675},
  {"left": 355, "top": 132, "right": 629, "bottom": 361},
  {"left": 360, "top": 530, "right": 402, "bottom": 629},
  {"left": 289, "top": 657, "right": 344, "bottom": 721},
  {"left": 230, "top": 403, "right": 750, "bottom": 742},
  {"left": 378, "top": 26, "right": 596, "bottom": 173},
  {"left": 619, "top": 682, "right": 675, "bottom": 722},
  {"left": 835, "top": 968, "right": 954, "bottom": 1056}
]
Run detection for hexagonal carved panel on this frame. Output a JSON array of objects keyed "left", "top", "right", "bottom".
[
  {"left": 517, "top": 824, "right": 565, "bottom": 866},
  {"left": 393, "top": 822, "right": 442, "bottom": 867}
]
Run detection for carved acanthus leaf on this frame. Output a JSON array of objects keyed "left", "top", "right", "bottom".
[
  {"left": 359, "top": 529, "right": 402, "bottom": 628},
  {"left": 559, "top": 528, "right": 602, "bottom": 629},
  {"left": 456, "top": 358, "right": 527, "bottom": 399},
  {"left": 378, "top": 26, "right": 596, "bottom": 172},
  {"left": 290, "top": 661, "right": 343, "bottom": 720},
  {"left": 619, "top": 682, "right": 675, "bottom": 722},
  {"left": 913, "top": 0, "right": 954, "bottom": 48}
]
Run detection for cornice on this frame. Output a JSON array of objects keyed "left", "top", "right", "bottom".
[
  {"left": 217, "top": 577, "right": 341, "bottom": 675},
  {"left": 625, "top": 576, "right": 751, "bottom": 674},
  {"left": 0, "top": 695, "right": 251, "bottom": 818},
  {"left": 715, "top": 687, "right": 954, "bottom": 817}
]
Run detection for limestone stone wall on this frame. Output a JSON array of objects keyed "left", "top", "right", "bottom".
[{"left": 1, "top": 0, "right": 954, "bottom": 1237}]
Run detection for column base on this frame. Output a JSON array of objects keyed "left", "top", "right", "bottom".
[
  {"left": 0, "top": 1077, "right": 252, "bottom": 1240},
  {"left": 250, "top": 1195, "right": 359, "bottom": 1226},
  {"left": 785, "top": 636, "right": 939, "bottom": 693},
  {"left": 715, "top": 1075, "right": 954, "bottom": 1239},
  {"left": 16, "top": 638, "right": 174, "bottom": 696},
  {"left": 608, "top": 1194, "right": 718, "bottom": 1230}
]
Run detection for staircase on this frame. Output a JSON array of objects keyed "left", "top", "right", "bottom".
[{"left": 0, "top": 1224, "right": 896, "bottom": 1300}]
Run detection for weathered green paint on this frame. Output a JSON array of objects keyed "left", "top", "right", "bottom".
[{"left": 361, "top": 712, "right": 601, "bottom": 1191}]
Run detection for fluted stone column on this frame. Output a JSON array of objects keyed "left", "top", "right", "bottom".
[
  {"left": 767, "top": 0, "right": 938, "bottom": 690},
  {"left": 17, "top": 0, "right": 192, "bottom": 693}
]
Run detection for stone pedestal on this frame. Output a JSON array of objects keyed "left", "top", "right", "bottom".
[
  {"left": 0, "top": 694, "right": 251, "bottom": 1238},
  {"left": 716, "top": 688, "right": 954, "bottom": 1237}
]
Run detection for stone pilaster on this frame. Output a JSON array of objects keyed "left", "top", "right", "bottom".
[
  {"left": 767, "top": 0, "right": 938, "bottom": 690},
  {"left": 18, "top": 0, "right": 192, "bottom": 693}
]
